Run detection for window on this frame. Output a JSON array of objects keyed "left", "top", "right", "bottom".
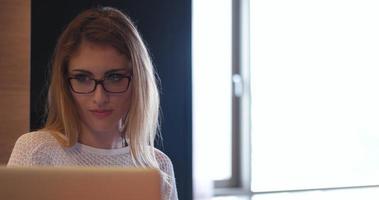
[
  {"left": 194, "top": 0, "right": 379, "bottom": 199},
  {"left": 251, "top": 0, "right": 379, "bottom": 193},
  {"left": 192, "top": 0, "right": 233, "bottom": 181},
  {"left": 192, "top": 0, "right": 235, "bottom": 194},
  {"left": 192, "top": 0, "right": 250, "bottom": 197}
]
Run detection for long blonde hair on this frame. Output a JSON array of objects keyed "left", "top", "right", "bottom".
[{"left": 44, "top": 7, "right": 161, "bottom": 171}]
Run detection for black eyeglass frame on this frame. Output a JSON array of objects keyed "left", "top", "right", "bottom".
[{"left": 67, "top": 75, "right": 132, "bottom": 94}]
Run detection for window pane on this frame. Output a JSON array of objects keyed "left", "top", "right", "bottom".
[
  {"left": 250, "top": 0, "right": 379, "bottom": 192},
  {"left": 193, "top": 0, "right": 232, "bottom": 181}
]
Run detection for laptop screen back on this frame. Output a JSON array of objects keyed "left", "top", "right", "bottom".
[{"left": 0, "top": 167, "right": 161, "bottom": 200}]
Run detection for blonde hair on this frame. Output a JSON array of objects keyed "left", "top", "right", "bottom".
[{"left": 43, "top": 7, "right": 162, "bottom": 172}]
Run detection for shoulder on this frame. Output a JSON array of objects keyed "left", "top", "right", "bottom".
[
  {"left": 15, "top": 131, "right": 59, "bottom": 145},
  {"left": 13, "top": 131, "right": 61, "bottom": 152},
  {"left": 154, "top": 148, "right": 174, "bottom": 174},
  {"left": 7, "top": 131, "right": 62, "bottom": 166},
  {"left": 153, "top": 148, "right": 178, "bottom": 200}
]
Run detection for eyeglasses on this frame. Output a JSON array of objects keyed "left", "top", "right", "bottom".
[{"left": 68, "top": 74, "right": 132, "bottom": 94}]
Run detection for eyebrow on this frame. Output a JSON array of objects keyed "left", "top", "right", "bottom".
[{"left": 70, "top": 68, "right": 129, "bottom": 76}]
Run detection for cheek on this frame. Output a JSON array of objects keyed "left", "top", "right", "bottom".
[
  {"left": 117, "top": 90, "right": 132, "bottom": 114},
  {"left": 71, "top": 93, "right": 87, "bottom": 111}
]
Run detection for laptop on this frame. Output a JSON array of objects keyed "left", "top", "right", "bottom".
[{"left": 0, "top": 166, "right": 161, "bottom": 200}]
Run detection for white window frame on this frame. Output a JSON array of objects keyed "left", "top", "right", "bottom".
[{"left": 214, "top": 0, "right": 252, "bottom": 196}]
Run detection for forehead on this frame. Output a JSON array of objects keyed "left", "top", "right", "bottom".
[{"left": 68, "top": 41, "right": 130, "bottom": 74}]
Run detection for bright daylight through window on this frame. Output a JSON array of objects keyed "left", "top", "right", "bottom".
[
  {"left": 193, "top": 0, "right": 233, "bottom": 186},
  {"left": 196, "top": 0, "right": 379, "bottom": 199},
  {"left": 251, "top": 0, "right": 379, "bottom": 194}
]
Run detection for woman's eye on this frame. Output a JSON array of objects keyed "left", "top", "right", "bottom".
[
  {"left": 74, "top": 74, "right": 91, "bottom": 82},
  {"left": 106, "top": 74, "right": 124, "bottom": 81}
]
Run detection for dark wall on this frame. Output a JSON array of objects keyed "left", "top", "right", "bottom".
[{"left": 31, "top": 1, "right": 192, "bottom": 199}]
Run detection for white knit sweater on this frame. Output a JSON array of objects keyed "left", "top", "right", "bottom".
[{"left": 7, "top": 131, "right": 178, "bottom": 200}]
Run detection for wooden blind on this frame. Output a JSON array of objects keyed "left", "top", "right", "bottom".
[{"left": 0, "top": 0, "right": 30, "bottom": 164}]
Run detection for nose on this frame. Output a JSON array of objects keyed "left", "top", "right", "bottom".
[{"left": 92, "top": 83, "right": 109, "bottom": 106}]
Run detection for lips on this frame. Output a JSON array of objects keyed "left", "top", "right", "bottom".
[{"left": 89, "top": 109, "right": 113, "bottom": 119}]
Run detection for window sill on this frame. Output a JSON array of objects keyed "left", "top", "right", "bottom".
[{"left": 213, "top": 186, "right": 379, "bottom": 200}]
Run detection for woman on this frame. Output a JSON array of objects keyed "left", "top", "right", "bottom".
[{"left": 8, "top": 7, "right": 178, "bottom": 200}]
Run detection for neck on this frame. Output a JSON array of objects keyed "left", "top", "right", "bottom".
[{"left": 79, "top": 125, "right": 124, "bottom": 149}]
